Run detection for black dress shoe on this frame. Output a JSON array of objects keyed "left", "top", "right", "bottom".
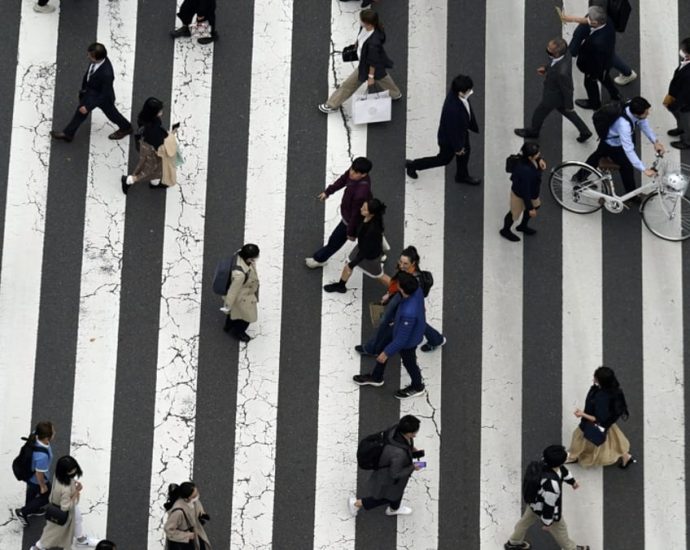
[
  {"left": 234, "top": 332, "right": 251, "bottom": 343},
  {"left": 576, "top": 131, "right": 593, "bottom": 143},
  {"left": 170, "top": 26, "right": 191, "bottom": 38},
  {"left": 50, "top": 130, "right": 73, "bottom": 142},
  {"left": 671, "top": 140, "right": 690, "bottom": 150},
  {"left": 109, "top": 127, "right": 133, "bottom": 140},
  {"left": 405, "top": 160, "right": 418, "bottom": 179},
  {"left": 668, "top": 127, "right": 685, "bottom": 137},
  {"left": 575, "top": 99, "right": 597, "bottom": 110},
  {"left": 455, "top": 175, "right": 482, "bottom": 185},
  {"left": 121, "top": 175, "right": 129, "bottom": 195},
  {"left": 514, "top": 128, "right": 539, "bottom": 139},
  {"left": 198, "top": 31, "right": 218, "bottom": 45}
]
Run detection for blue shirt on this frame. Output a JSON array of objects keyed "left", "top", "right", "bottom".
[
  {"left": 29, "top": 440, "right": 53, "bottom": 485},
  {"left": 604, "top": 106, "right": 657, "bottom": 172}
]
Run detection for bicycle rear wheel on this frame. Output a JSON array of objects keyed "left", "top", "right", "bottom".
[
  {"left": 549, "top": 161, "right": 609, "bottom": 214},
  {"left": 641, "top": 191, "right": 690, "bottom": 241}
]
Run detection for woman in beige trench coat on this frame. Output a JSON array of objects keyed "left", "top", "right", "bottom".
[
  {"left": 222, "top": 243, "right": 260, "bottom": 343},
  {"left": 163, "top": 482, "right": 212, "bottom": 550}
]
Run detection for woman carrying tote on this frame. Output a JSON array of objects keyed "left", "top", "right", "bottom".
[
  {"left": 318, "top": 9, "right": 402, "bottom": 114},
  {"left": 222, "top": 243, "right": 260, "bottom": 343},
  {"left": 567, "top": 366, "right": 636, "bottom": 468},
  {"left": 163, "top": 482, "right": 212, "bottom": 550}
]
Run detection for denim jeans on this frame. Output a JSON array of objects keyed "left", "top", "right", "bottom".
[
  {"left": 313, "top": 220, "right": 348, "bottom": 263},
  {"left": 21, "top": 481, "right": 50, "bottom": 516},
  {"left": 612, "top": 53, "right": 632, "bottom": 76}
]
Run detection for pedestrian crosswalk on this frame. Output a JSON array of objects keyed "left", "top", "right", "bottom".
[{"left": 0, "top": 1, "right": 689, "bottom": 549}]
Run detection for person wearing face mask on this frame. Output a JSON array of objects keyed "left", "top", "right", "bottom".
[
  {"left": 500, "top": 142, "right": 545, "bottom": 242},
  {"left": 163, "top": 482, "right": 212, "bottom": 550},
  {"left": 515, "top": 38, "right": 592, "bottom": 143},
  {"left": 665, "top": 38, "right": 690, "bottom": 150},
  {"left": 222, "top": 243, "right": 260, "bottom": 343},
  {"left": 568, "top": 6, "right": 621, "bottom": 111},
  {"left": 406, "top": 74, "right": 481, "bottom": 185}
]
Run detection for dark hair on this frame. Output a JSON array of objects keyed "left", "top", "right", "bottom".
[
  {"left": 397, "top": 414, "right": 420, "bottom": 435},
  {"left": 629, "top": 96, "right": 651, "bottom": 116},
  {"left": 164, "top": 482, "right": 196, "bottom": 511},
  {"left": 239, "top": 243, "right": 260, "bottom": 261},
  {"left": 397, "top": 271, "right": 419, "bottom": 295},
  {"left": 682, "top": 38, "right": 690, "bottom": 55},
  {"left": 451, "top": 74, "right": 473, "bottom": 94},
  {"left": 400, "top": 246, "right": 420, "bottom": 268},
  {"left": 55, "top": 456, "right": 83, "bottom": 486},
  {"left": 549, "top": 37, "right": 568, "bottom": 56},
  {"left": 95, "top": 541, "right": 117, "bottom": 550},
  {"left": 28, "top": 421, "right": 54, "bottom": 445},
  {"left": 87, "top": 42, "right": 108, "bottom": 61},
  {"left": 138, "top": 97, "right": 164, "bottom": 126},
  {"left": 351, "top": 157, "right": 372, "bottom": 174},
  {"left": 365, "top": 198, "right": 386, "bottom": 232},
  {"left": 594, "top": 366, "right": 629, "bottom": 421},
  {"left": 360, "top": 9, "right": 383, "bottom": 31},
  {"left": 542, "top": 444, "right": 567, "bottom": 468},
  {"left": 520, "top": 142, "right": 540, "bottom": 159}
]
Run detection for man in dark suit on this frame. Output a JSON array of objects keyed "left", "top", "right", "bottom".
[
  {"left": 51, "top": 43, "right": 132, "bottom": 143},
  {"left": 569, "top": 5, "right": 621, "bottom": 110},
  {"left": 406, "top": 74, "right": 481, "bottom": 185},
  {"left": 515, "top": 38, "right": 592, "bottom": 143},
  {"left": 170, "top": 0, "right": 218, "bottom": 45},
  {"left": 666, "top": 38, "right": 690, "bottom": 149}
]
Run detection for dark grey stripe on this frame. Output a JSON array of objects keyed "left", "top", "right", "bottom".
[
  {"left": 437, "top": 1, "right": 485, "bottom": 547},
  {"left": 0, "top": 0, "right": 21, "bottom": 277},
  {"left": 192, "top": 0, "right": 255, "bottom": 546},
  {"left": 106, "top": 0, "right": 176, "bottom": 545},
  {"left": 519, "top": 5, "right": 564, "bottom": 549},
  {"left": 271, "top": 0, "right": 330, "bottom": 548},
  {"left": 354, "top": 3, "right": 409, "bottom": 549},
  {"left": 601, "top": 2, "right": 644, "bottom": 546}
]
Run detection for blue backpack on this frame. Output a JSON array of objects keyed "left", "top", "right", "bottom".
[{"left": 212, "top": 253, "right": 248, "bottom": 295}]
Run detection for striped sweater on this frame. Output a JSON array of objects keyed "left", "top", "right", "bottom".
[{"left": 529, "top": 465, "right": 576, "bottom": 525}]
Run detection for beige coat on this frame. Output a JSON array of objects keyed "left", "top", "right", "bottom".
[
  {"left": 164, "top": 498, "right": 212, "bottom": 550},
  {"left": 39, "top": 479, "right": 77, "bottom": 549},
  {"left": 157, "top": 132, "right": 178, "bottom": 186},
  {"left": 223, "top": 256, "right": 259, "bottom": 323}
]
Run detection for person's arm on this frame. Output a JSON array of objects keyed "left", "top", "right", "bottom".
[
  {"left": 638, "top": 119, "right": 664, "bottom": 152},
  {"left": 383, "top": 315, "right": 414, "bottom": 357},
  {"left": 323, "top": 172, "right": 348, "bottom": 196},
  {"left": 32, "top": 452, "right": 50, "bottom": 493},
  {"left": 164, "top": 509, "right": 196, "bottom": 543},
  {"left": 539, "top": 479, "right": 559, "bottom": 526},
  {"left": 388, "top": 450, "right": 415, "bottom": 481},
  {"left": 35, "top": 471, "right": 48, "bottom": 493},
  {"left": 616, "top": 120, "right": 646, "bottom": 172}
]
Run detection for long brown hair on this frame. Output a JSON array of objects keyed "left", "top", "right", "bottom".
[{"left": 360, "top": 9, "right": 384, "bottom": 32}]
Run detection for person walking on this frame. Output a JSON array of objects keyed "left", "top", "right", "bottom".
[
  {"left": 569, "top": 6, "right": 620, "bottom": 111},
  {"left": 504, "top": 445, "right": 589, "bottom": 550},
  {"left": 50, "top": 43, "right": 132, "bottom": 143},
  {"left": 222, "top": 244, "right": 260, "bottom": 343},
  {"left": 567, "top": 366, "right": 636, "bottom": 468},
  {"left": 514, "top": 38, "right": 592, "bottom": 143},
  {"left": 348, "top": 415, "right": 423, "bottom": 517},
  {"left": 164, "top": 482, "right": 212, "bottom": 550},
  {"left": 14, "top": 421, "right": 55, "bottom": 528},
  {"left": 318, "top": 9, "right": 402, "bottom": 114},
  {"left": 121, "top": 97, "right": 178, "bottom": 195},
  {"left": 323, "top": 198, "right": 388, "bottom": 293},
  {"left": 500, "top": 142, "right": 545, "bottom": 242},
  {"left": 305, "top": 157, "right": 373, "bottom": 269},
  {"left": 353, "top": 272, "right": 427, "bottom": 399},
  {"left": 33, "top": 0, "right": 55, "bottom": 13},
  {"left": 355, "top": 246, "right": 445, "bottom": 355},
  {"left": 666, "top": 38, "right": 690, "bottom": 150},
  {"left": 405, "top": 74, "right": 481, "bottom": 185},
  {"left": 170, "top": 0, "right": 218, "bottom": 45}
]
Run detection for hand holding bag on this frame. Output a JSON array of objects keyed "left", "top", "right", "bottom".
[{"left": 351, "top": 88, "right": 392, "bottom": 125}]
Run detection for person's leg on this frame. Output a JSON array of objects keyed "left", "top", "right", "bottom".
[
  {"left": 546, "top": 518, "right": 578, "bottom": 550},
  {"left": 559, "top": 107, "right": 591, "bottom": 136},
  {"left": 177, "top": 0, "right": 198, "bottom": 25},
  {"left": 608, "top": 146, "right": 637, "bottom": 193},
  {"left": 365, "top": 295, "right": 400, "bottom": 353},
  {"left": 63, "top": 108, "right": 89, "bottom": 138},
  {"left": 409, "top": 145, "right": 455, "bottom": 172},
  {"left": 22, "top": 482, "right": 49, "bottom": 516},
  {"left": 313, "top": 221, "right": 349, "bottom": 263},
  {"left": 37, "top": 0, "right": 49, "bottom": 5},
  {"left": 423, "top": 323, "right": 444, "bottom": 347},
  {"left": 584, "top": 141, "right": 607, "bottom": 172},
  {"left": 326, "top": 70, "right": 364, "bottom": 109},
  {"left": 454, "top": 136, "right": 471, "bottom": 180},
  {"left": 583, "top": 74, "right": 601, "bottom": 109},
  {"left": 399, "top": 347, "right": 424, "bottom": 390},
  {"left": 360, "top": 497, "right": 389, "bottom": 510},
  {"left": 678, "top": 110, "right": 690, "bottom": 142},
  {"left": 612, "top": 52, "right": 633, "bottom": 76},
  {"left": 73, "top": 506, "right": 85, "bottom": 539},
  {"left": 507, "top": 507, "right": 539, "bottom": 545},
  {"left": 600, "top": 70, "right": 621, "bottom": 101},
  {"left": 99, "top": 102, "right": 132, "bottom": 131},
  {"left": 530, "top": 101, "right": 555, "bottom": 133},
  {"left": 371, "top": 359, "right": 387, "bottom": 382},
  {"left": 376, "top": 74, "right": 402, "bottom": 99}
]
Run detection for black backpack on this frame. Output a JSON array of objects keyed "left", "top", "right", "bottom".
[
  {"left": 12, "top": 437, "right": 49, "bottom": 482},
  {"left": 418, "top": 270, "right": 434, "bottom": 297},
  {"left": 592, "top": 100, "right": 632, "bottom": 141},
  {"left": 357, "top": 430, "right": 388, "bottom": 470},
  {"left": 212, "top": 253, "right": 248, "bottom": 295},
  {"left": 522, "top": 460, "right": 544, "bottom": 504}
]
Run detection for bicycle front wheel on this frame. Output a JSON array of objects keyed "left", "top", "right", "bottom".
[
  {"left": 641, "top": 191, "right": 690, "bottom": 241},
  {"left": 549, "top": 161, "right": 609, "bottom": 214}
]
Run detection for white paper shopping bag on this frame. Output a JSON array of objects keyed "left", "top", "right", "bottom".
[{"left": 351, "top": 90, "right": 392, "bottom": 125}]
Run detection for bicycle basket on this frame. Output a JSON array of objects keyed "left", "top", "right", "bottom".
[{"left": 658, "top": 161, "right": 690, "bottom": 193}]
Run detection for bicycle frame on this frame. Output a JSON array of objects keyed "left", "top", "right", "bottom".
[{"left": 576, "top": 169, "right": 661, "bottom": 212}]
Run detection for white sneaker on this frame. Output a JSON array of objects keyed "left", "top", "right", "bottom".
[
  {"left": 219, "top": 306, "right": 230, "bottom": 313},
  {"left": 305, "top": 257, "right": 327, "bottom": 269},
  {"left": 33, "top": 3, "right": 56, "bottom": 12},
  {"left": 614, "top": 70, "right": 637, "bottom": 86},
  {"left": 347, "top": 496, "right": 359, "bottom": 517},
  {"left": 385, "top": 505, "right": 412, "bottom": 516}
]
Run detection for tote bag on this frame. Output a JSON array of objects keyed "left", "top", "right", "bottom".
[{"left": 351, "top": 89, "right": 392, "bottom": 125}]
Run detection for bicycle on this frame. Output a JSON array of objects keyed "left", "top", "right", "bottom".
[{"left": 549, "top": 154, "right": 690, "bottom": 241}]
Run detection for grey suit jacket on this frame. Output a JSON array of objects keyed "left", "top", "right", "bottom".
[{"left": 542, "top": 51, "right": 575, "bottom": 111}]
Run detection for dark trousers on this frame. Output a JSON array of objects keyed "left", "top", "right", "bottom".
[
  {"left": 371, "top": 347, "right": 424, "bottom": 389},
  {"left": 178, "top": 0, "right": 217, "bottom": 29},
  {"left": 585, "top": 141, "right": 636, "bottom": 193},
  {"left": 361, "top": 497, "right": 401, "bottom": 510},
  {"left": 531, "top": 100, "right": 590, "bottom": 135},
  {"left": 313, "top": 220, "right": 348, "bottom": 263},
  {"left": 583, "top": 70, "right": 621, "bottom": 109},
  {"left": 410, "top": 140, "right": 471, "bottom": 179},
  {"left": 63, "top": 101, "right": 131, "bottom": 138},
  {"left": 224, "top": 317, "right": 249, "bottom": 336},
  {"left": 38, "top": 0, "right": 49, "bottom": 5},
  {"left": 21, "top": 481, "right": 50, "bottom": 516}
]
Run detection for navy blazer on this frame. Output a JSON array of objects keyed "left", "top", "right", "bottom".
[
  {"left": 570, "top": 22, "right": 616, "bottom": 77},
  {"left": 357, "top": 29, "right": 393, "bottom": 82},
  {"left": 668, "top": 63, "right": 690, "bottom": 112},
  {"left": 79, "top": 57, "right": 117, "bottom": 111},
  {"left": 436, "top": 92, "right": 479, "bottom": 151},
  {"left": 542, "top": 51, "right": 575, "bottom": 110}
]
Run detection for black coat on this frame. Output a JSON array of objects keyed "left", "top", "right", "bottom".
[
  {"left": 570, "top": 22, "right": 616, "bottom": 77},
  {"left": 668, "top": 63, "right": 690, "bottom": 112},
  {"left": 357, "top": 29, "right": 394, "bottom": 82},
  {"left": 366, "top": 427, "right": 414, "bottom": 502},
  {"left": 511, "top": 160, "right": 542, "bottom": 211},
  {"left": 542, "top": 51, "right": 576, "bottom": 111},
  {"left": 79, "top": 58, "right": 117, "bottom": 111},
  {"left": 437, "top": 92, "right": 479, "bottom": 151}
]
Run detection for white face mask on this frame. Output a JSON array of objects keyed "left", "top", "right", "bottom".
[
  {"left": 459, "top": 89, "right": 473, "bottom": 99},
  {"left": 190, "top": 496, "right": 199, "bottom": 504},
  {"left": 681, "top": 50, "right": 687, "bottom": 60}
]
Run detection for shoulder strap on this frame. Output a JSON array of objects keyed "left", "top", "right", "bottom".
[
  {"left": 32, "top": 446, "right": 49, "bottom": 455},
  {"left": 172, "top": 507, "right": 193, "bottom": 529}
]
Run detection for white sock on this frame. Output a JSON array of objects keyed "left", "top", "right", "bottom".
[{"left": 126, "top": 175, "right": 134, "bottom": 185}]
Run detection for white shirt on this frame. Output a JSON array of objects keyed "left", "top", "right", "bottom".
[
  {"left": 459, "top": 95, "right": 471, "bottom": 117},
  {"left": 550, "top": 54, "right": 564, "bottom": 67},
  {"left": 589, "top": 23, "right": 606, "bottom": 35},
  {"left": 680, "top": 59, "right": 690, "bottom": 70},
  {"left": 357, "top": 28, "right": 374, "bottom": 61},
  {"left": 87, "top": 59, "right": 105, "bottom": 81}
]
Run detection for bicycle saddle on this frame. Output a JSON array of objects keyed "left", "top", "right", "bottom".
[{"left": 598, "top": 157, "right": 620, "bottom": 171}]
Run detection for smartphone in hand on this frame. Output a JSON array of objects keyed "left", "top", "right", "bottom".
[{"left": 415, "top": 461, "right": 427, "bottom": 469}]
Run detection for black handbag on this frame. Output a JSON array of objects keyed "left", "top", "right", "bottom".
[
  {"left": 505, "top": 153, "right": 521, "bottom": 174},
  {"left": 45, "top": 503, "right": 69, "bottom": 526},
  {"left": 581, "top": 421, "right": 607, "bottom": 446},
  {"left": 342, "top": 44, "right": 358, "bottom": 62}
]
